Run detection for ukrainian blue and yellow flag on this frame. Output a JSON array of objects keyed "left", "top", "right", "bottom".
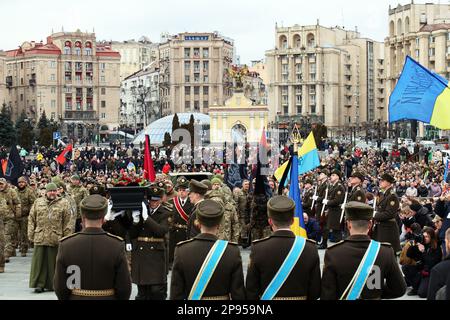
[
  {"left": 389, "top": 56, "right": 450, "bottom": 129},
  {"left": 289, "top": 153, "right": 307, "bottom": 238}
]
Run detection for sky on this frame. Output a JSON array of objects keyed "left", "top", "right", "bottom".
[{"left": 0, "top": 0, "right": 415, "bottom": 64}]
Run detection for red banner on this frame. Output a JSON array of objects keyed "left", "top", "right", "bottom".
[
  {"left": 56, "top": 144, "right": 73, "bottom": 165},
  {"left": 144, "top": 135, "right": 156, "bottom": 182}
]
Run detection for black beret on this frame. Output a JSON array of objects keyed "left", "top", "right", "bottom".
[
  {"left": 345, "top": 201, "right": 374, "bottom": 221},
  {"left": 80, "top": 195, "right": 108, "bottom": 220},
  {"left": 148, "top": 186, "right": 164, "bottom": 200},
  {"left": 409, "top": 202, "right": 422, "bottom": 212},
  {"left": 189, "top": 180, "right": 208, "bottom": 195},
  {"left": 380, "top": 173, "right": 396, "bottom": 184},
  {"left": 331, "top": 170, "right": 342, "bottom": 178},
  {"left": 267, "top": 196, "right": 295, "bottom": 222},
  {"left": 196, "top": 199, "right": 224, "bottom": 227}
]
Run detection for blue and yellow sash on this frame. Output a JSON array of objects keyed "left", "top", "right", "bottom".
[
  {"left": 188, "top": 240, "right": 228, "bottom": 300},
  {"left": 341, "top": 240, "right": 381, "bottom": 300},
  {"left": 261, "top": 236, "right": 306, "bottom": 300}
]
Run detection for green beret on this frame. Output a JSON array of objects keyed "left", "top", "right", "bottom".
[
  {"left": 211, "top": 178, "right": 222, "bottom": 185},
  {"left": 175, "top": 176, "right": 189, "bottom": 190},
  {"left": 267, "top": 196, "right": 295, "bottom": 223},
  {"left": 196, "top": 199, "right": 224, "bottom": 227},
  {"left": 350, "top": 171, "right": 365, "bottom": 181},
  {"left": 345, "top": 201, "right": 374, "bottom": 221},
  {"left": 45, "top": 183, "right": 58, "bottom": 192},
  {"left": 18, "top": 176, "right": 28, "bottom": 184},
  {"left": 190, "top": 180, "right": 209, "bottom": 195},
  {"left": 80, "top": 195, "right": 108, "bottom": 220},
  {"left": 380, "top": 173, "right": 396, "bottom": 184},
  {"left": 71, "top": 175, "right": 81, "bottom": 181},
  {"left": 51, "top": 177, "right": 66, "bottom": 190},
  {"left": 213, "top": 175, "right": 224, "bottom": 182}
]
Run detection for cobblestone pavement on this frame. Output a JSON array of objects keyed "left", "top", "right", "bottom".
[{"left": 0, "top": 248, "right": 422, "bottom": 300}]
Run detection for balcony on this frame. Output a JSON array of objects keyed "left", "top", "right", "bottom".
[
  {"left": 64, "top": 110, "right": 98, "bottom": 120},
  {"left": 6, "top": 76, "right": 13, "bottom": 88}
]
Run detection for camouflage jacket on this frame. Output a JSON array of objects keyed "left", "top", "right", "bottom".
[
  {"left": 0, "top": 187, "right": 22, "bottom": 219},
  {"left": 28, "top": 196, "right": 74, "bottom": 246},
  {"left": 68, "top": 185, "right": 89, "bottom": 219},
  {"left": 18, "top": 187, "right": 37, "bottom": 217},
  {"left": 206, "top": 189, "right": 240, "bottom": 243}
]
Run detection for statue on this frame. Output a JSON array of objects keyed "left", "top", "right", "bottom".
[{"left": 227, "top": 65, "right": 249, "bottom": 90}]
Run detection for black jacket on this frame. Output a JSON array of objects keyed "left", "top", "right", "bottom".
[
  {"left": 406, "top": 243, "right": 442, "bottom": 273},
  {"left": 428, "top": 256, "right": 450, "bottom": 300},
  {"left": 435, "top": 200, "right": 450, "bottom": 242}
]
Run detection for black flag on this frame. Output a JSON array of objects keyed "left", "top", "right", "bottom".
[{"left": 5, "top": 145, "right": 24, "bottom": 186}]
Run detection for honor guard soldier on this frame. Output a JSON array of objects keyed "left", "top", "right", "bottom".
[
  {"left": 186, "top": 180, "right": 208, "bottom": 239},
  {"left": 246, "top": 196, "right": 321, "bottom": 300},
  {"left": 53, "top": 195, "right": 132, "bottom": 300},
  {"left": 315, "top": 171, "right": 329, "bottom": 221},
  {"left": 373, "top": 173, "right": 402, "bottom": 254},
  {"left": 170, "top": 200, "right": 245, "bottom": 300},
  {"left": 321, "top": 202, "right": 406, "bottom": 300},
  {"left": 302, "top": 179, "right": 315, "bottom": 217},
  {"left": 129, "top": 186, "right": 170, "bottom": 300},
  {"left": 319, "top": 170, "right": 345, "bottom": 249},
  {"left": 168, "top": 176, "right": 194, "bottom": 266},
  {"left": 348, "top": 171, "right": 367, "bottom": 203}
]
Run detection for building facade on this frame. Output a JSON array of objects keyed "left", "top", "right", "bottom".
[
  {"left": 3, "top": 30, "right": 120, "bottom": 139},
  {"left": 120, "top": 62, "right": 160, "bottom": 131},
  {"left": 385, "top": 2, "right": 450, "bottom": 138},
  {"left": 106, "top": 37, "right": 159, "bottom": 81},
  {"left": 0, "top": 51, "right": 6, "bottom": 106},
  {"left": 158, "top": 32, "right": 234, "bottom": 117},
  {"left": 266, "top": 24, "right": 385, "bottom": 137}
]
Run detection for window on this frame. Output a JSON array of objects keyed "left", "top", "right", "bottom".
[
  {"left": 50, "top": 74, "right": 56, "bottom": 81},
  {"left": 283, "top": 105, "right": 289, "bottom": 114},
  {"left": 75, "top": 47, "right": 81, "bottom": 56},
  {"left": 194, "top": 74, "right": 200, "bottom": 82},
  {"left": 194, "top": 101, "right": 200, "bottom": 111},
  {"left": 194, "top": 86, "right": 200, "bottom": 95},
  {"left": 101, "top": 101, "right": 106, "bottom": 108},
  {"left": 184, "top": 61, "right": 191, "bottom": 72},
  {"left": 429, "top": 48, "right": 435, "bottom": 56},
  {"left": 282, "top": 64, "right": 289, "bottom": 74},
  {"left": 185, "top": 101, "right": 191, "bottom": 110},
  {"left": 194, "top": 61, "right": 200, "bottom": 73},
  {"left": 101, "top": 113, "right": 106, "bottom": 119},
  {"left": 101, "top": 76, "right": 106, "bottom": 82},
  {"left": 310, "top": 105, "right": 316, "bottom": 114},
  {"left": 51, "top": 87, "right": 56, "bottom": 94},
  {"left": 203, "top": 76, "right": 209, "bottom": 82},
  {"left": 415, "top": 49, "right": 420, "bottom": 58},
  {"left": 184, "top": 48, "right": 191, "bottom": 58},
  {"left": 203, "top": 86, "right": 209, "bottom": 95},
  {"left": 185, "top": 86, "right": 191, "bottom": 95},
  {"left": 85, "top": 48, "right": 92, "bottom": 56},
  {"left": 297, "top": 105, "right": 302, "bottom": 114},
  {"left": 51, "top": 100, "right": 56, "bottom": 108},
  {"left": 185, "top": 75, "right": 190, "bottom": 83},
  {"left": 64, "top": 47, "right": 71, "bottom": 55},
  {"left": 20, "top": 94, "right": 23, "bottom": 101},
  {"left": 193, "top": 48, "right": 200, "bottom": 57},
  {"left": 65, "top": 62, "right": 72, "bottom": 71},
  {"left": 100, "top": 63, "right": 106, "bottom": 70},
  {"left": 203, "top": 61, "right": 209, "bottom": 72},
  {"left": 48, "top": 61, "right": 56, "bottom": 68},
  {"left": 203, "top": 48, "right": 209, "bottom": 58},
  {"left": 101, "top": 88, "right": 106, "bottom": 95},
  {"left": 203, "top": 100, "right": 208, "bottom": 109},
  {"left": 51, "top": 112, "right": 56, "bottom": 119}
]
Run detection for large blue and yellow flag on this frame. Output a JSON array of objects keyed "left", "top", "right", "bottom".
[
  {"left": 389, "top": 56, "right": 450, "bottom": 129},
  {"left": 289, "top": 153, "right": 307, "bottom": 238}
]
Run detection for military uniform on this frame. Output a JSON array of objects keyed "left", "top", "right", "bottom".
[
  {"left": 170, "top": 200, "right": 245, "bottom": 300},
  {"left": 249, "top": 193, "right": 272, "bottom": 241},
  {"left": 315, "top": 181, "right": 328, "bottom": 221},
  {"left": 53, "top": 195, "right": 132, "bottom": 300},
  {"left": 373, "top": 174, "right": 401, "bottom": 253},
  {"left": 186, "top": 180, "right": 208, "bottom": 239},
  {"left": 206, "top": 189, "right": 240, "bottom": 243},
  {"left": 348, "top": 171, "right": 366, "bottom": 203},
  {"left": 68, "top": 175, "right": 89, "bottom": 232},
  {"left": 236, "top": 189, "right": 252, "bottom": 245},
  {"left": 320, "top": 172, "right": 346, "bottom": 248},
  {"left": 129, "top": 187, "right": 170, "bottom": 300},
  {"left": 17, "top": 178, "right": 37, "bottom": 256},
  {"left": 246, "top": 196, "right": 321, "bottom": 300},
  {"left": 302, "top": 185, "right": 316, "bottom": 217},
  {"left": 321, "top": 202, "right": 406, "bottom": 300},
  {"left": 2, "top": 183, "right": 22, "bottom": 260},
  {"left": 28, "top": 183, "right": 73, "bottom": 291}
]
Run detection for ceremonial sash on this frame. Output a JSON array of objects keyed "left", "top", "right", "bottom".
[
  {"left": 188, "top": 240, "right": 229, "bottom": 300},
  {"left": 174, "top": 197, "right": 189, "bottom": 223},
  {"left": 340, "top": 240, "right": 381, "bottom": 300},
  {"left": 261, "top": 236, "right": 307, "bottom": 300}
]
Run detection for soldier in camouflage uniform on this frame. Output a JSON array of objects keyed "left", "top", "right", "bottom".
[
  {"left": 249, "top": 193, "right": 272, "bottom": 241},
  {"left": 0, "top": 179, "right": 8, "bottom": 272},
  {"left": 68, "top": 175, "right": 89, "bottom": 232},
  {"left": 52, "top": 177, "right": 77, "bottom": 234},
  {"left": 28, "top": 183, "right": 73, "bottom": 293},
  {"left": 208, "top": 178, "right": 240, "bottom": 243},
  {"left": 1, "top": 179, "right": 22, "bottom": 262},
  {"left": 17, "top": 177, "right": 37, "bottom": 257},
  {"left": 236, "top": 180, "right": 252, "bottom": 247}
]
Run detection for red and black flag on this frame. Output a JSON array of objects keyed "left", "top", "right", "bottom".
[{"left": 143, "top": 135, "right": 156, "bottom": 182}]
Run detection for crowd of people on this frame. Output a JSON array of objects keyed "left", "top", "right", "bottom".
[{"left": 0, "top": 138, "right": 449, "bottom": 300}]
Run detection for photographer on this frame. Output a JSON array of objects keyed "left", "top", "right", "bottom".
[
  {"left": 434, "top": 192, "right": 450, "bottom": 256},
  {"left": 402, "top": 227, "right": 443, "bottom": 298}
]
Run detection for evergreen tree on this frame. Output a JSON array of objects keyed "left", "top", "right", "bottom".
[
  {"left": 15, "top": 109, "right": 27, "bottom": 129},
  {"left": 163, "top": 132, "right": 172, "bottom": 147},
  {"left": 38, "top": 110, "right": 49, "bottom": 129},
  {"left": 0, "top": 103, "right": 17, "bottom": 147},
  {"left": 15, "top": 110, "right": 34, "bottom": 151},
  {"left": 172, "top": 113, "right": 180, "bottom": 132},
  {"left": 37, "top": 111, "right": 52, "bottom": 147}
]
